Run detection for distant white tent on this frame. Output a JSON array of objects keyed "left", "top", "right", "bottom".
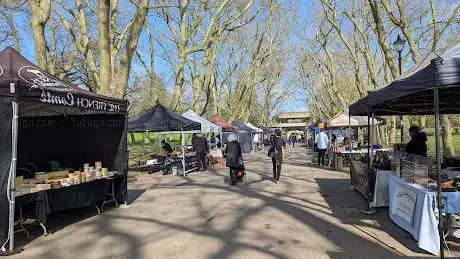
[
  {"left": 246, "top": 122, "right": 263, "bottom": 133},
  {"left": 326, "top": 109, "right": 379, "bottom": 128},
  {"left": 246, "top": 122, "right": 263, "bottom": 144},
  {"left": 182, "top": 110, "right": 222, "bottom": 133}
]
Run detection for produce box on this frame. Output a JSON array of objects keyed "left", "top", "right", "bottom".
[{"left": 211, "top": 157, "right": 226, "bottom": 170}]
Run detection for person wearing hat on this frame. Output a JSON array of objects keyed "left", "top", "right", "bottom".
[{"left": 225, "top": 133, "right": 243, "bottom": 185}]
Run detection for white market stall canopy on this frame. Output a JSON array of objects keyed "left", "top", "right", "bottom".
[
  {"left": 326, "top": 109, "right": 379, "bottom": 128},
  {"left": 182, "top": 110, "right": 222, "bottom": 133},
  {"left": 246, "top": 122, "right": 263, "bottom": 133}
]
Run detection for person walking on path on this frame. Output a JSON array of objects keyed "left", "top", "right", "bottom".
[
  {"left": 316, "top": 128, "right": 329, "bottom": 166},
  {"left": 270, "top": 129, "right": 286, "bottom": 184},
  {"left": 225, "top": 133, "right": 243, "bottom": 185},
  {"left": 192, "top": 134, "right": 209, "bottom": 172}
]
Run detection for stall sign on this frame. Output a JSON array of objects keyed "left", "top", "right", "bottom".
[
  {"left": 19, "top": 65, "right": 121, "bottom": 112},
  {"left": 391, "top": 183, "right": 417, "bottom": 225}
]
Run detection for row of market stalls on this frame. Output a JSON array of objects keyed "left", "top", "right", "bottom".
[
  {"left": 0, "top": 47, "right": 268, "bottom": 254},
  {"left": 340, "top": 43, "right": 460, "bottom": 256},
  {"left": 128, "top": 105, "right": 265, "bottom": 157}
]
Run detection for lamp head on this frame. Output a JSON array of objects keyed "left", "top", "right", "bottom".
[{"left": 393, "top": 34, "right": 406, "bottom": 52}]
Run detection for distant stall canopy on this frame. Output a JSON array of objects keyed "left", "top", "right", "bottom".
[
  {"left": 246, "top": 122, "right": 263, "bottom": 133},
  {"left": 326, "top": 109, "right": 379, "bottom": 128},
  {"left": 182, "top": 110, "right": 222, "bottom": 133},
  {"left": 208, "top": 115, "right": 233, "bottom": 131},
  {"left": 232, "top": 120, "right": 256, "bottom": 133},
  {"left": 349, "top": 44, "right": 460, "bottom": 116},
  {"left": 128, "top": 104, "right": 200, "bottom": 132}
]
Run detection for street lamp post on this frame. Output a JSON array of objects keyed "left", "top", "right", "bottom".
[{"left": 393, "top": 34, "right": 406, "bottom": 142}]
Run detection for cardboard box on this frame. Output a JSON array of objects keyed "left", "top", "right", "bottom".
[{"left": 15, "top": 176, "right": 24, "bottom": 185}]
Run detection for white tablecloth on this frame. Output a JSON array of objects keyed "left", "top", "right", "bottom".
[
  {"left": 370, "top": 170, "right": 395, "bottom": 208},
  {"left": 388, "top": 174, "right": 439, "bottom": 255}
]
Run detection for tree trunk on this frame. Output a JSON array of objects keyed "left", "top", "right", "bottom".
[
  {"left": 441, "top": 115, "right": 455, "bottom": 157},
  {"left": 419, "top": 116, "right": 426, "bottom": 129},
  {"left": 113, "top": 0, "right": 150, "bottom": 98},
  {"left": 29, "top": 0, "right": 50, "bottom": 70},
  {"left": 98, "top": 0, "right": 112, "bottom": 95},
  {"left": 367, "top": 0, "right": 399, "bottom": 78},
  {"left": 389, "top": 116, "right": 396, "bottom": 145},
  {"left": 403, "top": 117, "right": 410, "bottom": 143},
  {"left": 170, "top": 55, "right": 186, "bottom": 112}
]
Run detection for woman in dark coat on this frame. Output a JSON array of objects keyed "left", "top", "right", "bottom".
[
  {"left": 271, "top": 129, "right": 285, "bottom": 184},
  {"left": 225, "top": 133, "right": 243, "bottom": 185}
]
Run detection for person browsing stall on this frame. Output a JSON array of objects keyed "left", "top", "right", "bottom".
[
  {"left": 161, "top": 139, "right": 173, "bottom": 157},
  {"left": 192, "top": 133, "right": 209, "bottom": 171},
  {"left": 406, "top": 125, "right": 427, "bottom": 157},
  {"left": 315, "top": 128, "right": 329, "bottom": 166}
]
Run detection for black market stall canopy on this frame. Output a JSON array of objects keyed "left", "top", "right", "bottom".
[
  {"left": 347, "top": 43, "right": 460, "bottom": 257},
  {"left": 128, "top": 104, "right": 201, "bottom": 132},
  {"left": 349, "top": 44, "right": 460, "bottom": 116},
  {"left": 232, "top": 120, "right": 257, "bottom": 133},
  {"left": 0, "top": 47, "right": 127, "bottom": 115},
  {"left": 231, "top": 120, "right": 257, "bottom": 153},
  {"left": 0, "top": 47, "right": 128, "bottom": 253}
]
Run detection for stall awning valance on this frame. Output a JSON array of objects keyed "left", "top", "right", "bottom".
[
  {"left": 0, "top": 47, "right": 127, "bottom": 114},
  {"left": 128, "top": 104, "right": 200, "bottom": 132},
  {"left": 349, "top": 44, "right": 460, "bottom": 116}
]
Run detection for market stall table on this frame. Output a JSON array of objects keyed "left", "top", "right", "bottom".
[
  {"left": 15, "top": 173, "right": 124, "bottom": 236},
  {"left": 349, "top": 148, "right": 392, "bottom": 198}
]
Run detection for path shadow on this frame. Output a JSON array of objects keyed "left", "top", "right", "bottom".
[
  {"left": 147, "top": 174, "right": 412, "bottom": 258},
  {"left": 315, "top": 177, "right": 429, "bottom": 255},
  {"left": 127, "top": 189, "right": 149, "bottom": 204}
]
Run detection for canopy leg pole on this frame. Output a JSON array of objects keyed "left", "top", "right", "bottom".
[
  {"left": 361, "top": 107, "right": 375, "bottom": 214},
  {"left": 181, "top": 132, "right": 186, "bottom": 176},
  {"left": 348, "top": 112, "right": 352, "bottom": 187},
  {"left": 8, "top": 98, "right": 18, "bottom": 252},
  {"left": 434, "top": 88, "right": 444, "bottom": 259}
]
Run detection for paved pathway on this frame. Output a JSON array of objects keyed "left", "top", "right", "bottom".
[{"left": 12, "top": 147, "right": 459, "bottom": 258}]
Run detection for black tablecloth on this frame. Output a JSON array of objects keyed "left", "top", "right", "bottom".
[
  {"left": 16, "top": 191, "right": 49, "bottom": 224},
  {"left": 46, "top": 178, "right": 108, "bottom": 212},
  {"left": 15, "top": 174, "right": 126, "bottom": 225}
]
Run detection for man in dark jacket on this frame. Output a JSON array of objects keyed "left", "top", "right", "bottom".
[
  {"left": 192, "top": 134, "right": 209, "bottom": 171},
  {"left": 225, "top": 133, "right": 242, "bottom": 185},
  {"left": 271, "top": 129, "right": 286, "bottom": 184},
  {"left": 406, "top": 125, "right": 427, "bottom": 157}
]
